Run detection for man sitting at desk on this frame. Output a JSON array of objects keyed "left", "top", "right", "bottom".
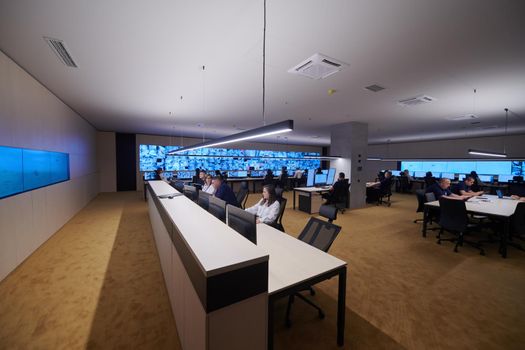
[
  {"left": 245, "top": 185, "right": 280, "bottom": 224},
  {"left": 366, "top": 171, "right": 392, "bottom": 203},
  {"left": 454, "top": 176, "right": 484, "bottom": 197},
  {"left": 323, "top": 172, "right": 348, "bottom": 204},
  {"left": 426, "top": 178, "right": 466, "bottom": 200},
  {"left": 212, "top": 176, "right": 238, "bottom": 207}
]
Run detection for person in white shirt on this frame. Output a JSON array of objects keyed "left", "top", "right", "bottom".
[
  {"left": 245, "top": 185, "right": 280, "bottom": 224},
  {"left": 201, "top": 174, "right": 216, "bottom": 195}
]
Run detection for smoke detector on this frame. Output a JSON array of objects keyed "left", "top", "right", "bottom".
[
  {"left": 398, "top": 95, "right": 436, "bottom": 107},
  {"left": 446, "top": 114, "right": 478, "bottom": 121},
  {"left": 288, "top": 53, "right": 347, "bottom": 80},
  {"left": 43, "top": 37, "right": 78, "bottom": 68}
]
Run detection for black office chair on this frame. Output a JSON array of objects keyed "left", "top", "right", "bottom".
[
  {"left": 425, "top": 192, "right": 436, "bottom": 203},
  {"left": 414, "top": 189, "right": 426, "bottom": 223},
  {"left": 437, "top": 198, "right": 484, "bottom": 255},
  {"left": 333, "top": 182, "right": 350, "bottom": 214},
  {"left": 378, "top": 180, "right": 393, "bottom": 207},
  {"left": 507, "top": 202, "right": 525, "bottom": 253},
  {"left": 236, "top": 187, "right": 249, "bottom": 209},
  {"left": 270, "top": 197, "right": 287, "bottom": 232},
  {"left": 275, "top": 187, "right": 284, "bottom": 199},
  {"left": 284, "top": 204, "right": 342, "bottom": 328},
  {"left": 398, "top": 176, "right": 410, "bottom": 193}
]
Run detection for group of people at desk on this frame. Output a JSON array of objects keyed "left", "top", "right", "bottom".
[{"left": 156, "top": 168, "right": 282, "bottom": 225}]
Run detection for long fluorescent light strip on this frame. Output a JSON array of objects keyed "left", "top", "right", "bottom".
[
  {"left": 304, "top": 155, "right": 341, "bottom": 160},
  {"left": 367, "top": 157, "right": 382, "bottom": 161},
  {"left": 168, "top": 120, "right": 293, "bottom": 155},
  {"left": 468, "top": 149, "right": 507, "bottom": 158}
]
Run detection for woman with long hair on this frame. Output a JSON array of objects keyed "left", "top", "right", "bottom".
[
  {"left": 202, "top": 174, "right": 216, "bottom": 194},
  {"left": 245, "top": 185, "right": 280, "bottom": 224}
]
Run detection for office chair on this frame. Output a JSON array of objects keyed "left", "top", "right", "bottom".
[
  {"left": 275, "top": 187, "right": 284, "bottom": 199},
  {"left": 197, "top": 194, "right": 210, "bottom": 211},
  {"left": 377, "top": 180, "right": 392, "bottom": 207},
  {"left": 437, "top": 198, "right": 484, "bottom": 255},
  {"left": 171, "top": 180, "right": 185, "bottom": 193},
  {"left": 424, "top": 192, "right": 436, "bottom": 203},
  {"left": 270, "top": 197, "right": 287, "bottom": 232},
  {"left": 398, "top": 176, "right": 410, "bottom": 193},
  {"left": 329, "top": 180, "right": 350, "bottom": 214},
  {"left": 236, "top": 187, "right": 249, "bottom": 209},
  {"left": 285, "top": 204, "right": 342, "bottom": 328},
  {"left": 506, "top": 202, "right": 525, "bottom": 254},
  {"left": 414, "top": 189, "right": 426, "bottom": 223}
]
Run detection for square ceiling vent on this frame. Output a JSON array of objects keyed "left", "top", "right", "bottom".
[
  {"left": 288, "top": 53, "right": 347, "bottom": 79},
  {"left": 397, "top": 94, "right": 436, "bottom": 107}
]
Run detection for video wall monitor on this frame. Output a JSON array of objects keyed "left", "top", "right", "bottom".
[
  {"left": 208, "top": 196, "right": 227, "bottom": 222},
  {"left": 226, "top": 204, "right": 257, "bottom": 245},
  {"left": 306, "top": 170, "right": 315, "bottom": 187},
  {"left": 458, "top": 174, "right": 466, "bottom": 181},
  {"left": 327, "top": 168, "right": 336, "bottom": 184},
  {"left": 314, "top": 173, "right": 327, "bottom": 186},
  {"left": 497, "top": 174, "right": 513, "bottom": 183},
  {"left": 227, "top": 171, "right": 247, "bottom": 178},
  {"left": 177, "top": 171, "right": 193, "bottom": 179},
  {"left": 288, "top": 170, "right": 295, "bottom": 176},
  {"left": 390, "top": 170, "right": 402, "bottom": 176},
  {"left": 441, "top": 173, "right": 455, "bottom": 180},
  {"left": 414, "top": 171, "right": 426, "bottom": 178},
  {"left": 479, "top": 175, "right": 493, "bottom": 182},
  {"left": 250, "top": 170, "right": 266, "bottom": 178},
  {"left": 274, "top": 170, "right": 282, "bottom": 176}
]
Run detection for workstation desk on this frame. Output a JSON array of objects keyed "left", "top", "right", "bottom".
[
  {"left": 423, "top": 195, "right": 520, "bottom": 258},
  {"left": 292, "top": 187, "right": 331, "bottom": 214},
  {"left": 147, "top": 181, "right": 347, "bottom": 349}
]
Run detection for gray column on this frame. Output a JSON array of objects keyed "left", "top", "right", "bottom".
[{"left": 330, "top": 122, "right": 368, "bottom": 209}]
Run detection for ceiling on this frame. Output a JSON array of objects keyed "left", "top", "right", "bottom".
[{"left": 1, "top": 0, "right": 525, "bottom": 146}]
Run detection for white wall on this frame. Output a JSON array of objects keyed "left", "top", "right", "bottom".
[{"left": 0, "top": 51, "right": 98, "bottom": 281}]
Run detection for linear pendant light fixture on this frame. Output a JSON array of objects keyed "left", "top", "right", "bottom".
[
  {"left": 467, "top": 108, "right": 509, "bottom": 158},
  {"left": 168, "top": 120, "right": 293, "bottom": 154}
]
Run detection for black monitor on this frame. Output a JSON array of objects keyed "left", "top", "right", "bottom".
[
  {"left": 197, "top": 191, "right": 211, "bottom": 210},
  {"left": 226, "top": 204, "right": 257, "bottom": 245},
  {"left": 183, "top": 185, "right": 198, "bottom": 201},
  {"left": 208, "top": 196, "right": 227, "bottom": 222}
]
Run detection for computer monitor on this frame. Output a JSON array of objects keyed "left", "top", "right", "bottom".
[
  {"left": 274, "top": 170, "right": 281, "bottom": 176},
  {"left": 177, "top": 171, "right": 193, "bottom": 179},
  {"left": 498, "top": 174, "right": 513, "bottom": 183},
  {"left": 197, "top": 191, "right": 211, "bottom": 210},
  {"left": 249, "top": 170, "right": 266, "bottom": 178},
  {"left": 479, "top": 175, "right": 493, "bottom": 182},
  {"left": 414, "top": 171, "right": 426, "bottom": 178},
  {"left": 327, "top": 168, "right": 336, "bottom": 184},
  {"left": 208, "top": 196, "right": 226, "bottom": 222},
  {"left": 306, "top": 170, "right": 315, "bottom": 187},
  {"left": 183, "top": 185, "right": 198, "bottom": 202},
  {"left": 441, "top": 172, "right": 455, "bottom": 180},
  {"left": 314, "top": 173, "right": 327, "bottom": 186},
  {"left": 321, "top": 169, "right": 328, "bottom": 175},
  {"left": 143, "top": 171, "right": 156, "bottom": 180},
  {"left": 390, "top": 170, "right": 402, "bottom": 176},
  {"left": 458, "top": 174, "right": 467, "bottom": 181},
  {"left": 226, "top": 204, "right": 257, "bottom": 245}
]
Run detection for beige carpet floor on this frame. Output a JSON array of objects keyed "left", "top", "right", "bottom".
[{"left": 1, "top": 190, "right": 524, "bottom": 349}]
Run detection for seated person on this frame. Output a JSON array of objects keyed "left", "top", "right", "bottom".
[
  {"left": 212, "top": 176, "right": 238, "bottom": 207},
  {"left": 454, "top": 176, "right": 484, "bottom": 197},
  {"left": 245, "top": 185, "right": 280, "bottom": 224},
  {"left": 511, "top": 195, "right": 525, "bottom": 202},
  {"left": 323, "top": 172, "right": 348, "bottom": 204},
  {"left": 194, "top": 170, "right": 206, "bottom": 186},
  {"left": 202, "top": 174, "right": 216, "bottom": 195},
  {"left": 152, "top": 168, "right": 168, "bottom": 182},
  {"left": 367, "top": 171, "right": 392, "bottom": 203},
  {"left": 469, "top": 171, "right": 484, "bottom": 192},
  {"left": 426, "top": 178, "right": 466, "bottom": 200},
  {"left": 424, "top": 171, "right": 436, "bottom": 188},
  {"left": 263, "top": 169, "right": 274, "bottom": 186},
  {"left": 277, "top": 166, "right": 288, "bottom": 189}
]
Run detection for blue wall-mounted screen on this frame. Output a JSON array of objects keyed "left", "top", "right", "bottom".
[
  {"left": 0, "top": 146, "right": 70, "bottom": 199},
  {"left": 401, "top": 160, "right": 523, "bottom": 176},
  {"left": 139, "top": 144, "right": 321, "bottom": 173}
]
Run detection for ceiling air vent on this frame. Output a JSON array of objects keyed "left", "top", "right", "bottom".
[
  {"left": 288, "top": 53, "right": 347, "bottom": 79},
  {"left": 43, "top": 37, "right": 78, "bottom": 68},
  {"left": 446, "top": 114, "right": 478, "bottom": 121},
  {"left": 397, "top": 94, "right": 436, "bottom": 107},
  {"left": 364, "top": 84, "right": 385, "bottom": 92}
]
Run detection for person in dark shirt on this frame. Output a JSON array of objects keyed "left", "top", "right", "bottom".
[
  {"left": 212, "top": 176, "right": 238, "bottom": 207},
  {"left": 424, "top": 171, "right": 436, "bottom": 188},
  {"left": 469, "top": 171, "right": 484, "bottom": 192},
  {"left": 366, "top": 171, "right": 392, "bottom": 203},
  {"left": 426, "top": 178, "right": 465, "bottom": 200},
  {"left": 454, "top": 176, "right": 484, "bottom": 197},
  {"left": 323, "top": 172, "right": 349, "bottom": 204},
  {"left": 278, "top": 166, "right": 288, "bottom": 190},
  {"left": 263, "top": 169, "right": 274, "bottom": 186}
]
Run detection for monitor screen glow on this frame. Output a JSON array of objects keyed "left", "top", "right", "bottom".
[
  {"left": 307, "top": 170, "right": 315, "bottom": 187},
  {"left": 327, "top": 168, "right": 336, "bottom": 184},
  {"left": 315, "top": 173, "right": 327, "bottom": 185}
]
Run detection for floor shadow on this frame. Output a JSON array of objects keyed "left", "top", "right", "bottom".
[{"left": 86, "top": 195, "right": 181, "bottom": 349}]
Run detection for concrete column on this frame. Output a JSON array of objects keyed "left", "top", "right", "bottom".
[{"left": 330, "top": 122, "right": 368, "bottom": 209}]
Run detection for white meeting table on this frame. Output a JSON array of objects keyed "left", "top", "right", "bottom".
[
  {"left": 423, "top": 195, "right": 521, "bottom": 258},
  {"left": 257, "top": 223, "right": 347, "bottom": 349}
]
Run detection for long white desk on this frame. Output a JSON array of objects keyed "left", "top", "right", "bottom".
[
  {"left": 147, "top": 181, "right": 269, "bottom": 350},
  {"left": 423, "top": 195, "right": 520, "bottom": 258},
  {"left": 257, "top": 223, "right": 347, "bottom": 349},
  {"left": 292, "top": 187, "right": 331, "bottom": 214}
]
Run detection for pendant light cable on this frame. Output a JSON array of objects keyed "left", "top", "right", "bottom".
[{"left": 262, "top": 0, "right": 267, "bottom": 126}]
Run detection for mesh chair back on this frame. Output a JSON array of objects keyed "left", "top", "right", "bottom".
[
  {"left": 511, "top": 202, "right": 525, "bottom": 235},
  {"left": 236, "top": 188, "right": 249, "bottom": 209},
  {"left": 172, "top": 181, "right": 185, "bottom": 193},
  {"left": 298, "top": 218, "right": 342, "bottom": 252},
  {"left": 509, "top": 183, "right": 525, "bottom": 197},
  {"left": 399, "top": 176, "right": 409, "bottom": 190},
  {"left": 416, "top": 190, "right": 426, "bottom": 212},
  {"left": 438, "top": 197, "right": 468, "bottom": 232},
  {"left": 276, "top": 197, "right": 287, "bottom": 225},
  {"left": 319, "top": 204, "right": 337, "bottom": 223},
  {"left": 425, "top": 192, "right": 436, "bottom": 203},
  {"left": 275, "top": 187, "right": 284, "bottom": 199},
  {"left": 197, "top": 191, "right": 211, "bottom": 210}
]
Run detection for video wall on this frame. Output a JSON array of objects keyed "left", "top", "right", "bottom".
[
  {"left": 139, "top": 144, "right": 321, "bottom": 172},
  {"left": 400, "top": 161, "right": 524, "bottom": 176},
  {"left": 0, "top": 146, "right": 70, "bottom": 199}
]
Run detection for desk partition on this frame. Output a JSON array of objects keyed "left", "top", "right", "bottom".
[{"left": 147, "top": 181, "right": 268, "bottom": 350}]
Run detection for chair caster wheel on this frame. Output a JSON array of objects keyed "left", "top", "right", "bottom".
[
  {"left": 387, "top": 203, "right": 391, "bottom": 207},
  {"left": 310, "top": 288, "right": 315, "bottom": 296},
  {"left": 437, "top": 241, "right": 441, "bottom": 245},
  {"left": 285, "top": 319, "right": 292, "bottom": 328},
  {"left": 454, "top": 248, "right": 458, "bottom": 253},
  {"left": 319, "top": 311, "right": 325, "bottom": 319},
  {"left": 480, "top": 251, "right": 485, "bottom": 256}
]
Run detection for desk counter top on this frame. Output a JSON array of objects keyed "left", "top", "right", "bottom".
[{"left": 425, "top": 194, "right": 520, "bottom": 217}]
